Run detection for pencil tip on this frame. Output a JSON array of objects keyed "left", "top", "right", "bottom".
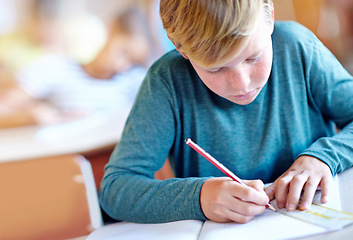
[{"left": 268, "top": 204, "right": 276, "bottom": 211}]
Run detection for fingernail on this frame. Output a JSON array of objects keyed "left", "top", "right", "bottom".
[
  {"left": 300, "top": 201, "right": 309, "bottom": 210},
  {"left": 287, "top": 204, "right": 295, "bottom": 211},
  {"left": 278, "top": 203, "right": 284, "bottom": 209}
]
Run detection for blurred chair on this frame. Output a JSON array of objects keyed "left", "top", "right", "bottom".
[
  {"left": 273, "top": 0, "right": 347, "bottom": 64},
  {"left": 0, "top": 154, "right": 103, "bottom": 240},
  {"left": 154, "top": 158, "right": 174, "bottom": 180}
]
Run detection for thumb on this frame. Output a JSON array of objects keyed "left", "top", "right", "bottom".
[{"left": 265, "top": 182, "right": 276, "bottom": 200}]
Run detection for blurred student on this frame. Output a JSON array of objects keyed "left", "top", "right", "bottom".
[{"left": 0, "top": 7, "right": 150, "bottom": 129}]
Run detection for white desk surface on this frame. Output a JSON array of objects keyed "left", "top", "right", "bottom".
[{"left": 0, "top": 113, "right": 127, "bottom": 163}]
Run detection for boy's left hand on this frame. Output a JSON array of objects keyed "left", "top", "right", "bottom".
[{"left": 265, "top": 155, "right": 333, "bottom": 211}]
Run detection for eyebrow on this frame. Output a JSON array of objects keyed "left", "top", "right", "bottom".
[{"left": 248, "top": 50, "right": 263, "bottom": 59}]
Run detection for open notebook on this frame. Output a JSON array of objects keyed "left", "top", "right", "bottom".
[
  {"left": 199, "top": 176, "right": 351, "bottom": 240},
  {"left": 87, "top": 176, "right": 352, "bottom": 240}
]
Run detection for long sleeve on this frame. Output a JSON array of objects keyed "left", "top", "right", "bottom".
[
  {"left": 295, "top": 28, "right": 353, "bottom": 174},
  {"left": 99, "top": 69, "right": 208, "bottom": 223}
]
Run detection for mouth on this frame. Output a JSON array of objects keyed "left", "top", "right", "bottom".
[{"left": 233, "top": 89, "right": 257, "bottom": 100}]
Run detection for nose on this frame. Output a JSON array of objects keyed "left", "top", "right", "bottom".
[{"left": 228, "top": 67, "right": 251, "bottom": 91}]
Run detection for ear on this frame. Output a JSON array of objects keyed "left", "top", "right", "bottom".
[
  {"left": 269, "top": 1, "right": 275, "bottom": 34},
  {"left": 270, "top": 1, "right": 275, "bottom": 22},
  {"left": 176, "top": 49, "right": 189, "bottom": 60},
  {"left": 167, "top": 34, "right": 189, "bottom": 59}
]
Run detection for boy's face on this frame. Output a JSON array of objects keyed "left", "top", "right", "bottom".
[{"left": 188, "top": 18, "right": 274, "bottom": 105}]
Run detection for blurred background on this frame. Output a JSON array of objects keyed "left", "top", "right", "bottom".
[
  {"left": 0, "top": 0, "right": 352, "bottom": 130},
  {"left": 0, "top": 0, "right": 172, "bottom": 68},
  {"left": 274, "top": 0, "right": 353, "bottom": 74},
  {"left": 0, "top": 0, "right": 174, "bottom": 129}
]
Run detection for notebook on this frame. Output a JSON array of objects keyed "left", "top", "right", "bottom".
[{"left": 199, "top": 176, "right": 353, "bottom": 240}]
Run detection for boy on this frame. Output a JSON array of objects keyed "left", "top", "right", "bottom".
[{"left": 99, "top": 0, "right": 353, "bottom": 224}]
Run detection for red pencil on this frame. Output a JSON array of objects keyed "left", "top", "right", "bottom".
[{"left": 185, "top": 138, "right": 276, "bottom": 211}]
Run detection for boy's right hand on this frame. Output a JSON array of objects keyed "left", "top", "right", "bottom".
[{"left": 200, "top": 177, "right": 269, "bottom": 223}]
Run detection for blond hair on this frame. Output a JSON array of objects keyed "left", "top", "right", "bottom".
[{"left": 160, "top": 0, "right": 272, "bottom": 67}]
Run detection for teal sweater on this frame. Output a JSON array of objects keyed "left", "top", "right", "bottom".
[{"left": 99, "top": 22, "right": 353, "bottom": 223}]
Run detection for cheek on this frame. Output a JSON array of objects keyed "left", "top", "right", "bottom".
[
  {"left": 254, "top": 54, "right": 272, "bottom": 84},
  {"left": 198, "top": 74, "right": 218, "bottom": 92},
  {"left": 192, "top": 65, "right": 225, "bottom": 93},
  {"left": 256, "top": 62, "right": 270, "bottom": 80},
  {"left": 198, "top": 72, "right": 228, "bottom": 95}
]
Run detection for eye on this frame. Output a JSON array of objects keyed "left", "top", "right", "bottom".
[
  {"left": 208, "top": 67, "right": 226, "bottom": 74},
  {"left": 246, "top": 54, "right": 262, "bottom": 64}
]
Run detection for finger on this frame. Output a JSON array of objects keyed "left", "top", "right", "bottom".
[
  {"left": 235, "top": 197, "right": 267, "bottom": 216},
  {"left": 319, "top": 176, "right": 332, "bottom": 204},
  {"left": 286, "top": 173, "right": 309, "bottom": 211},
  {"left": 234, "top": 183, "right": 269, "bottom": 206},
  {"left": 213, "top": 190, "right": 265, "bottom": 223},
  {"left": 264, "top": 182, "right": 276, "bottom": 201},
  {"left": 224, "top": 208, "right": 255, "bottom": 224},
  {"left": 245, "top": 179, "right": 265, "bottom": 192},
  {"left": 300, "top": 177, "right": 320, "bottom": 210},
  {"left": 275, "top": 175, "right": 292, "bottom": 209},
  {"left": 225, "top": 199, "right": 266, "bottom": 223}
]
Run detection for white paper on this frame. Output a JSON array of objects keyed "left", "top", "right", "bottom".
[
  {"left": 199, "top": 211, "right": 326, "bottom": 240},
  {"left": 86, "top": 220, "right": 203, "bottom": 240}
]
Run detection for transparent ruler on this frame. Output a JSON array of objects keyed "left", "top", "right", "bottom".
[{"left": 271, "top": 200, "right": 353, "bottom": 230}]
